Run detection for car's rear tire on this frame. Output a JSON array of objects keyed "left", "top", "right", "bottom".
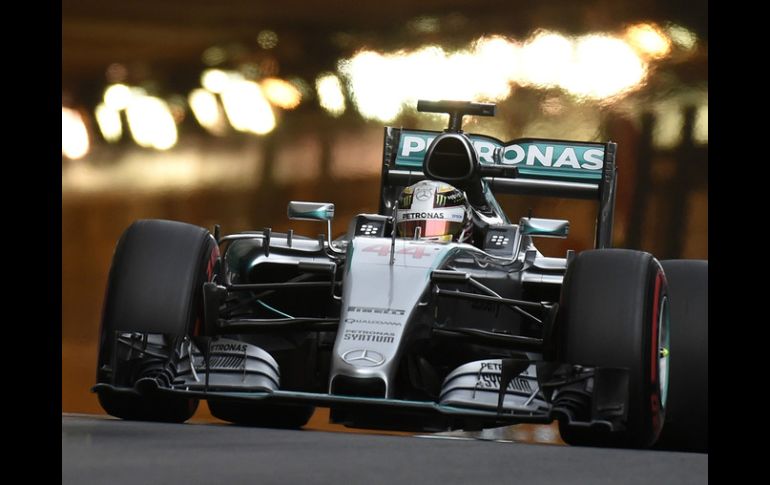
[
  {"left": 96, "top": 219, "right": 219, "bottom": 423},
  {"left": 556, "top": 249, "right": 668, "bottom": 448},
  {"left": 653, "top": 260, "right": 708, "bottom": 453},
  {"left": 208, "top": 400, "right": 315, "bottom": 428}
]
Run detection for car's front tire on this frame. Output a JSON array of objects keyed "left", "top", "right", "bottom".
[
  {"left": 556, "top": 249, "right": 668, "bottom": 448},
  {"left": 96, "top": 219, "right": 219, "bottom": 423}
]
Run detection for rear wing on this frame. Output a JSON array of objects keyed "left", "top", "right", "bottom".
[{"left": 379, "top": 128, "right": 617, "bottom": 249}]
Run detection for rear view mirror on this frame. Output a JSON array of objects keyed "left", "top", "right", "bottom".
[
  {"left": 287, "top": 201, "right": 335, "bottom": 222},
  {"left": 519, "top": 217, "right": 569, "bottom": 238},
  {"left": 287, "top": 201, "right": 343, "bottom": 255}
]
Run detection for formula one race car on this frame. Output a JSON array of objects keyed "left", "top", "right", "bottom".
[{"left": 93, "top": 100, "right": 708, "bottom": 451}]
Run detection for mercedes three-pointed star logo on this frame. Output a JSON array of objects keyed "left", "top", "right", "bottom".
[
  {"left": 415, "top": 186, "right": 433, "bottom": 201},
  {"left": 342, "top": 349, "right": 386, "bottom": 367}
]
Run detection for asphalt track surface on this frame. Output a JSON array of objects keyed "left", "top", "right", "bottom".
[{"left": 62, "top": 415, "right": 707, "bottom": 484}]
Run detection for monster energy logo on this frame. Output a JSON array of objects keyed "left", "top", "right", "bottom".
[{"left": 435, "top": 191, "right": 463, "bottom": 208}]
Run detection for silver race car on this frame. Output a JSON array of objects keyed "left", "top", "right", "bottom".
[{"left": 94, "top": 100, "right": 707, "bottom": 451}]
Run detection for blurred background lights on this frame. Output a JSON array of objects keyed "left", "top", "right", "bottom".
[
  {"left": 201, "top": 69, "right": 232, "bottom": 94},
  {"left": 540, "top": 95, "right": 564, "bottom": 116},
  {"left": 625, "top": 23, "right": 672, "bottom": 58},
  {"left": 103, "top": 83, "right": 132, "bottom": 110},
  {"left": 240, "top": 62, "right": 262, "bottom": 80},
  {"left": 408, "top": 16, "right": 440, "bottom": 34},
  {"left": 62, "top": 107, "right": 90, "bottom": 159},
  {"left": 105, "top": 63, "right": 128, "bottom": 83},
  {"left": 652, "top": 100, "right": 684, "bottom": 149},
  {"left": 188, "top": 88, "right": 227, "bottom": 135},
  {"left": 693, "top": 105, "right": 708, "bottom": 145},
  {"left": 261, "top": 78, "right": 302, "bottom": 109},
  {"left": 288, "top": 77, "right": 313, "bottom": 99},
  {"left": 220, "top": 79, "right": 276, "bottom": 134},
  {"left": 125, "top": 95, "right": 178, "bottom": 150},
  {"left": 94, "top": 103, "right": 123, "bottom": 142},
  {"left": 315, "top": 73, "right": 346, "bottom": 117},
  {"left": 473, "top": 36, "right": 521, "bottom": 81},
  {"left": 340, "top": 28, "right": 660, "bottom": 122},
  {"left": 341, "top": 41, "right": 523, "bottom": 123},
  {"left": 518, "top": 32, "right": 573, "bottom": 87},
  {"left": 75, "top": 25, "right": 695, "bottom": 151},
  {"left": 666, "top": 24, "right": 698, "bottom": 51},
  {"left": 257, "top": 30, "right": 279, "bottom": 49},
  {"left": 565, "top": 35, "right": 647, "bottom": 99},
  {"left": 166, "top": 95, "right": 187, "bottom": 124},
  {"left": 65, "top": 22, "right": 700, "bottom": 157},
  {"left": 202, "top": 46, "right": 227, "bottom": 66},
  {"left": 339, "top": 51, "right": 405, "bottom": 122}
]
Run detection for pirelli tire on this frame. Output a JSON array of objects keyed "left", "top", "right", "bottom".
[
  {"left": 556, "top": 249, "right": 669, "bottom": 449},
  {"left": 208, "top": 400, "right": 315, "bottom": 429},
  {"left": 96, "top": 219, "right": 220, "bottom": 423},
  {"left": 653, "top": 260, "right": 708, "bottom": 453}
]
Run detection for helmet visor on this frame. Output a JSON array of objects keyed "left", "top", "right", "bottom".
[{"left": 397, "top": 219, "right": 465, "bottom": 238}]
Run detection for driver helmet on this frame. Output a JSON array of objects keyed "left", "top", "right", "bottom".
[{"left": 395, "top": 180, "right": 472, "bottom": 242}]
